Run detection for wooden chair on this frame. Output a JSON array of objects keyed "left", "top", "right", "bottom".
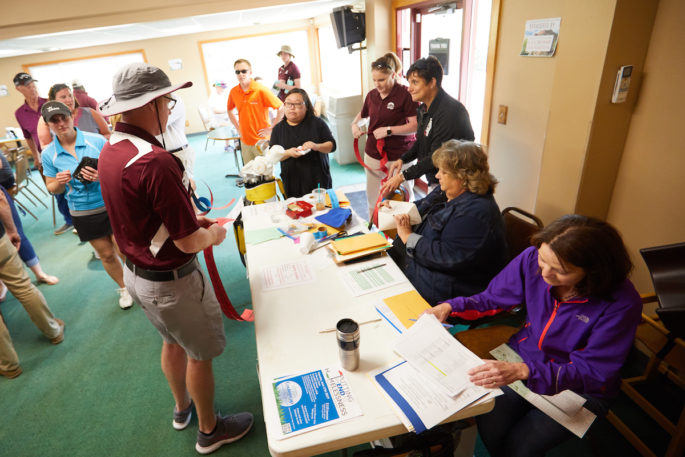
[
  {"left": 607, "top": 243, "right": 685, "bottom": 457},
  {"left": 606, "top": 303, "right": 685, "bottom": 457}
]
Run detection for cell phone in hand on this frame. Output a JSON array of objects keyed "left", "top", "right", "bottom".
[{"left": 73, "top": 156, "right": 98, "bottom": 184}]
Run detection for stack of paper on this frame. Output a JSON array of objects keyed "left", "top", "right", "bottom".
[
  {"left": 329, "top": 233, "right": 392, "bottom": 263},
  {"left": 373, "top": 314, "right": 499, "bottom": 433}
]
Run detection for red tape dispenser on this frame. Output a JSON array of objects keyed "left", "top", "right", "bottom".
[{"left": 286, "top": 200, "right": 313, "bottom": 219}]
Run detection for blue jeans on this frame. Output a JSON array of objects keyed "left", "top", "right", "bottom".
[
  {"left": 55, "top": 192, "right": 72, "bottom": 225},
  {"left": 476, "top": 385, "right": 609, "bottom": 457},
  {"left": 1, "top": 186, "right": 38, "bottom": 267}
]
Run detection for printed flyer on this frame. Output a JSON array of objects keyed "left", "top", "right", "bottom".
[{"left": 272, "top": 366, "right": 362, "bottom": 439}]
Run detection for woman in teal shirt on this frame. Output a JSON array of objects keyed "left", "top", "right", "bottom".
[{"left": 41, "top": 101, "right": 132, "bottom": 310}]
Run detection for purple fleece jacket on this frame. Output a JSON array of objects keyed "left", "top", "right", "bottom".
[{"left": 445, "top": 246, "right": 642, "bottom": 399}]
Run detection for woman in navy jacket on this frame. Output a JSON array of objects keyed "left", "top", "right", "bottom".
[{"left": 391, "top": 140, "right": 508, "bottom": 306}]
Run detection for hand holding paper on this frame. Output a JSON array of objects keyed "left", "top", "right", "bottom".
[{"left": 377, "top": 201, "right": 421, "bottom": 231}]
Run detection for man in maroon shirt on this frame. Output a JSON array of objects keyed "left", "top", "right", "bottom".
[
  {"left": 14, "top": 72, "right": 73, "bottom": 235},
  {"left": 71, "top": 80, "right": 99, "bottom": 111},
  {"left": 98, "top": 63, "right": 253, "bottom": 454}
]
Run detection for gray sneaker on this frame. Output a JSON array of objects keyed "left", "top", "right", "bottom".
[
  {"left": 173, "top": 399, "right": 194, "bottom": 430},
  {"left": 195, "top": 412, "right": 254, "bottom": 454}
]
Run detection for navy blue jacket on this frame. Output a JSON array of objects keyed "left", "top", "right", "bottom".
[{"left": 405, "top": 187, "right": 508, "bottom": 306}]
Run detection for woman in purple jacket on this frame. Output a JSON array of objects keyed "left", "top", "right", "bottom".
[{"left": 427, "top": 214, "right": 642, "bottom": 457}]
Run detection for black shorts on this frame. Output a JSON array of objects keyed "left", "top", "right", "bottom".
[{"left": 71, "top": 209, "right": 113, "bottom": 242}]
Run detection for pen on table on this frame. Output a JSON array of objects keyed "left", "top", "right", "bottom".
[
  {"left": 409, "top": 318, "right": 453, "bottom": 329},
  {"left": 276, "top": 228, "right": 297, "bottom": 241},
  {"left": 319, "top": 318, "right": 382, "bottom": 333},
  {"left": 359, "top": 263, "right": 386, "bottom": 273}
]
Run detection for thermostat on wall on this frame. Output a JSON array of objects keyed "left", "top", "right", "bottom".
[{"left": 611, "top": 65, "right": 632, "bottom": 103}]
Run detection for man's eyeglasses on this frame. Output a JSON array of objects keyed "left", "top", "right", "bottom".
[
  {"left": 163, "top": 95, "right": 177, "bottom": 110},
  {"left": 285, "top": 102, "right": 305, "bottom": 109},
  {"left": 235, "top": 69, "right": 249, "bottom": 75}
]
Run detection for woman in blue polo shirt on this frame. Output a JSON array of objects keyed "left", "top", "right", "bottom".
[{"left": 40, "top": 101, "right": 132, "bottom": 310}]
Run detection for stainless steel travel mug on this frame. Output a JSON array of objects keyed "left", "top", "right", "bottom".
[{"left": 336, "top": 318, "right": 360, "bottom": 371}]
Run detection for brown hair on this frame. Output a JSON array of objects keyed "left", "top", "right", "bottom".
[
  {"left": 233, "top": 59, "right": 252, "bottom": 69},
  {"left": 531, "top": 215, "right": 633, "bottom": 299},
  {"left": 48, "top": 83, "right": 79, "bottom": 109},
  {"left": 432, "top": 140, "right": 497, "bottom": 195}
]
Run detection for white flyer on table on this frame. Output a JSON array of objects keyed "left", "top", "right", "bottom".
[
  {"left": 261, "top": 260, "right": 316, "bottom": 290},
  {"left": 271, "top": 366, "right": 362, "bottom": 440},
  {"left": 393, "top": 314, "right": 487, "bottom": 398}
]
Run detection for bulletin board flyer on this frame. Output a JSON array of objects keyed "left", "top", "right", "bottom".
[{"left": 271, "top": 366, "right": 362, "bottom": 440}]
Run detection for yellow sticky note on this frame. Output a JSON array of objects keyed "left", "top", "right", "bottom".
[{"left": 383, "top": 290, "right": 431, "bottom": 329}]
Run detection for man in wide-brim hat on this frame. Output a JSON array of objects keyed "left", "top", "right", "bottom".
[{"left": 98, "top": 62, "right": 253, "bottom": 454}]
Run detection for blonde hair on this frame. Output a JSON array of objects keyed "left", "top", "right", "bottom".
[
  {"left": 371, "top": 52, "right": 403, "bottom": 76},
  {"left": 432, "top": 140, "right": 498, "bottom": 195}
]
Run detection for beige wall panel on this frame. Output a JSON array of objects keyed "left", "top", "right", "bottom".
[
  {"left": 575, "top": 0, "right": 658, "bottom": 219},
  {"left": 607, "top": 0, "right": 685, "bottom": 293},
  {"left": 533, "top": 0, "right": 615, "bottom": 223},
  {"left": 486, "top": 0, "right": 557, "bottom": 213}
]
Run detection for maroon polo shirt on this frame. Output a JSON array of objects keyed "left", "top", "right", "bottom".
[
  {"left": 15, "top": 97, "right": 47, "bottom": 152},
  {"left": 99, "top": 122, "right": 199, "bottom": 270},
  {"left": 360, "top": 83, "right": 417, "bottom": 161},
  {"left": 73, "top": 89, "right": 99, "bottom": 111},
  {"left": 277, "top": 61, "right": 301, "bottom": 101}
]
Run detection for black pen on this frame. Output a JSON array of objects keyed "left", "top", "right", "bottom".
[{"left": 359, "top": 263, "right": 386, "bottom": 273}]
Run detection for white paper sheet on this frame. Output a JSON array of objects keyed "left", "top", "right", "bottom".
[
  {"left": 490, "top": 344, "right": 596, "bottom": 437},
  {"left": 372, "top": 361, "right": 494, "bottom": 434},
  {"left": 338, "top": 261, "right": 405, "bottom": 296},
  {"left": 260, "top": 260, "right": 317, "bottom": 290},
  {"left": 377, "top": 201, "right": 421, "bottom": 231},
  {"left": 393, "top": 314, "right": 487, "bottom": 398}
]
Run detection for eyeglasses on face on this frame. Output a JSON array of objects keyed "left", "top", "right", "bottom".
[
  {"left": 162, "top": 95, "right": 177, "bottom": 110},
  {"left": 235, "top": 69, "right": 249, "bottom": 75},
  {"left": 284, "top": 101, "right": 305, "bottom": 109}
]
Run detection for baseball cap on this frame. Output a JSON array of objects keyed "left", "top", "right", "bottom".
[
  {"left": 41, "top": 101, "right": 72, "bottom": 122},
  {"left": 14, "top": 72, "right": 36, "bottom": 86}
]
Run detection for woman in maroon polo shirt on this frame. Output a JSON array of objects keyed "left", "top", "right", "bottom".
[{"left": 351, "top": 52, "right": 419, "bottom": 219}]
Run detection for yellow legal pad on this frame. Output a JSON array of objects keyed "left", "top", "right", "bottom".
[
  {"left": 383, "top": 290, "right": 431, "bottom": 329},
  {"left": 331, "top": 233, "right": 389, "bottom": 255}
]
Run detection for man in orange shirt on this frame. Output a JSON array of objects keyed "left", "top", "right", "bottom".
[{"left": 227, "top": 59, "right": 284, "bottom": 165}]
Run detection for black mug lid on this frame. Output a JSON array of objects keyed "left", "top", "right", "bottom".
[{"left": 336, "top": 318, "right": 359, "bottom": 333}]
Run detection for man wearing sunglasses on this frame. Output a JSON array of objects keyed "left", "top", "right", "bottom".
[{"left": 227, "top": 59, "right": 284, "bottom": 166}]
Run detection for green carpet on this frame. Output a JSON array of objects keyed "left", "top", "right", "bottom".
[{"left": 0, "top": 132, "right": 657, "bottom": 457}]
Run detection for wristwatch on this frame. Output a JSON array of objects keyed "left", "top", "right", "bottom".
[{"left": 386, "top": 127, "right": 392, "bottom": 136}]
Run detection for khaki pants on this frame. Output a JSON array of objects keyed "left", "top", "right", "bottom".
[
  {"left": 240, "top": 141, "right": 262, "bottom": 165},
  {"left": 364, "top": 155, "right": 415, "bottom": 219},
  {"left": 0, "top": 234, "right": 60, "bottom": 371}
]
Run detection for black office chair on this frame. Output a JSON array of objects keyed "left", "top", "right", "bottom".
[{"left": 640, "top": 242, "right": 685, "bottom": 338}]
